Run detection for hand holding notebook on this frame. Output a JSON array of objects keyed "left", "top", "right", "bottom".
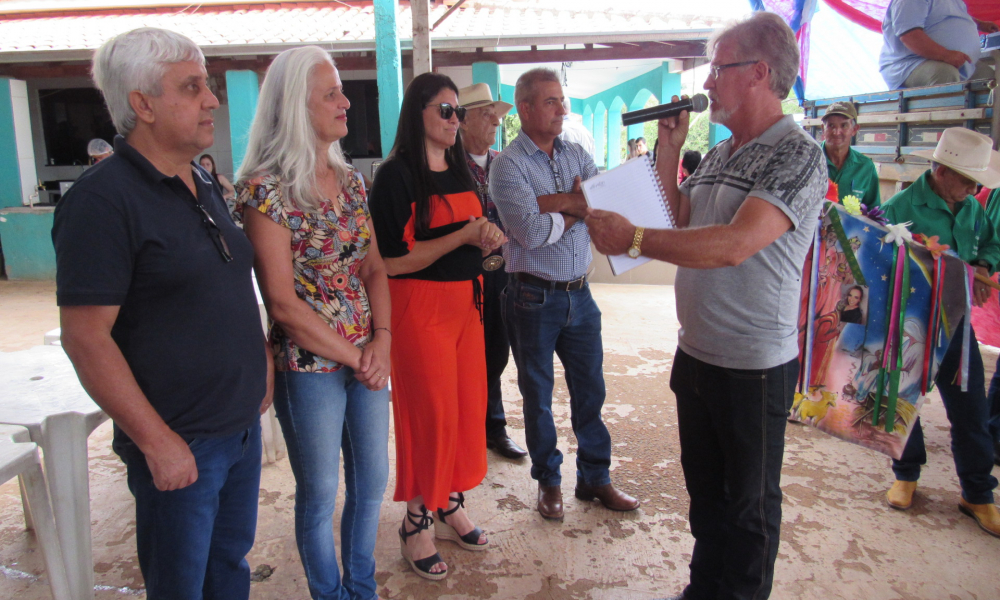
[{"left": 582, "top": 156, "right": 675, "bottom": 275}]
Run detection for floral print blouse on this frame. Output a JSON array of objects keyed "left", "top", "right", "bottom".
[{"left": 236, "top": 170, "right": 372, "bottom": 372}]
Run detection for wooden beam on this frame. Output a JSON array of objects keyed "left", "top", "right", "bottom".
[
  {"left": 433, "top": 40, "right": 705, "bottom": 67},
  {"left": 0, "top": 63, "right": 90, "bottom": 78}
]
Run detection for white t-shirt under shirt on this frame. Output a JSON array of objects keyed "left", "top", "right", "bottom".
[
  {"left": 675, "top": 115, "right": 827, "bottom": 370},
  {"left": 469, "top": 152, "right": 488, "bottom": 170}
]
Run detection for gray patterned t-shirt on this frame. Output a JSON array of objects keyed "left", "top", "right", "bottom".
[{"left": 675, "top": 115, "right": 826, "bottom": 370}]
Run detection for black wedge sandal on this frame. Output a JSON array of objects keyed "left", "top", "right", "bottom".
[
  {"left": 435, "top": 492, "right": 490, "bottom": 551},
  {"left": 399, "top": 506, "right": 448, "bottom": 580}
]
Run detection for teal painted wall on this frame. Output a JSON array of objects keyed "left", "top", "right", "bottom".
[
  {"left": 374, "top": 0, "right": 403, "bottom": 155},
  {"left": 501, "top": 83, "right": 516, "bottom": 115},
  {"left": 471, "top": 62, "right": 502, "bottom": 150},
  {"left": 580, "top": 63, "right": 680, "bottom": 167},
  {"left": 709, "top": 123, "right": 732, "bottom": 146},
  {"left": 225, "top": 70, "right": 259, "bottom": 176},
  {"left": 607, "top": 98, "right": 626, "bottom": 169},
  {"left": 593, "top": 102, "right": 607, "bottom": 167},
  {"left": 0, "top": 78, "right": 22, "bottom": 209},
  {"left": 0, "top": 210, "right": 55, "bottom": 280}
]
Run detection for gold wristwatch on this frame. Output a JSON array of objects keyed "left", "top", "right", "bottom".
[{"left": 627, "top": 226, "right": 645, "bottom": 259}]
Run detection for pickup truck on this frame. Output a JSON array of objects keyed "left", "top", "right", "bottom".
[{"left": 801, "top": 47, "right": 999, "bottom": 201}]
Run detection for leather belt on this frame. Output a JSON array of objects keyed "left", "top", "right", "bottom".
[{"left": 515, "top": 272, "right": 587, "bottom": 292}]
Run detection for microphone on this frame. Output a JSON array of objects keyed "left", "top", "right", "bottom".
[{"left": 621, "top": 94, "right": 709, "bottom": 126}]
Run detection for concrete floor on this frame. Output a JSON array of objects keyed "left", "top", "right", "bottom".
[{"left": 0, "top": 279, "right": 998, "bottom": 599}]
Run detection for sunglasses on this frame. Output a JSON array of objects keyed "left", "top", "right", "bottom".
[
  {"left": 192, "top": 201, "right": 233, "bottom": 263},
  {"left": 426, "top": 103, "right": 466, "bottom": 122}
]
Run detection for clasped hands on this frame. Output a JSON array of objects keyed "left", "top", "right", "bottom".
[{"left": 463, "top": 215, "right": 507, "bottom": 256}]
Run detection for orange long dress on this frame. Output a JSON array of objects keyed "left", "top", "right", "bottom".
[{"left": 369, "top": 158, "right": 488, "bottom": 512}]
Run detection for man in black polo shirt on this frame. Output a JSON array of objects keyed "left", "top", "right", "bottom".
[{"left": 52, "top": 28, "right": 272, "bottom": 599}]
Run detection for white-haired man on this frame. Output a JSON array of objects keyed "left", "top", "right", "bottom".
[
  {"left": 586, "top": 12, "right": 826, "bottom": 600},
  {"left": 52, "top": 27, "right": 272, "bottom": 598},
  {"left": 457, "top": 83, "right": 528, "bottom": 461}
]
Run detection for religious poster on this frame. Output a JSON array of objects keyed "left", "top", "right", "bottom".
[{"left": 794, "top": 202, "right": 971, "bottom": 459}]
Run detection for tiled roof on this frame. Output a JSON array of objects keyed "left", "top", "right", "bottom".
[{"left": 0, "top": 1, "right": 726, "bottom": 57}]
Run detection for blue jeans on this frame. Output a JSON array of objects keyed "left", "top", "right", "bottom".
[
  {"left": 670, "top": 348, "right": 798, "bottom": 600},
  {"left": 892, "top": 322, "right": 997, "bottom": 504},
  {"left": 273, "top": 369, "right": 390, "bottom": 600},
  {"left": 115, "top": 420, "right": 262, "bottom": 600},
  {"left": 502, "top": 276, "right": 611, "bottom": 487}
]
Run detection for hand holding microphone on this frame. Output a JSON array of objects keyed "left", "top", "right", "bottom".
[{"left": 621, "top": 93, "right": 708, "bottom": 126}]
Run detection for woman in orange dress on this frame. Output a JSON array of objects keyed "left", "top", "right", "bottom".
[{"left": 368, "top": 72, "right": 505, "bottom": 580}]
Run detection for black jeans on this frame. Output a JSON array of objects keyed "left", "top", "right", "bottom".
[
  {"left": 484, "top": 263, "right": 511, "bottom": 439},
  {"left": 670, "top": 348, "right": 798, "bottom": 600}
]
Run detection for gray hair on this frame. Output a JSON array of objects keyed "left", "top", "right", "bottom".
[
  {"left": 236, "top": 46, "right": 351, "bottom": 213},
  {"left": 707, "top": 11, "right": 799, "bottom": 99},
  {"left": 515, "top": 68, "right": 561, "bottom": 107},
  {"left": 87, "top": 138, "right": 113, "bottom": 156},
  {"left": 91, "top": 27, "right": 205, "bottom": 136}
]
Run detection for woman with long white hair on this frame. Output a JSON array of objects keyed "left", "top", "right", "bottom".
[{"left": 235, "top": 45, "right": 391, "bottom": 600}]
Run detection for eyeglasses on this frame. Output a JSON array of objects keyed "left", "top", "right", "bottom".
[
  {"left": 708, "top": 60, "right": 760, "bottom": 80},
  {"left": 193, "top": 202, "right": 233, "bottom": 263},
  {"left": 426, "top": 103, "right": 467, "bottom": 122}
]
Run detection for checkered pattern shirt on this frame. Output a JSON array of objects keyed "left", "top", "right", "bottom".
[{"left": 489, "top": 132, "right": 599, "bottom": 281}]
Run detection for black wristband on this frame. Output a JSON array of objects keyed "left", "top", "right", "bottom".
[{"left": 374, "top": 327, "right": 391, "bottom": 335}]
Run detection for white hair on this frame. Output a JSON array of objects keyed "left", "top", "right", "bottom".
[
  {"left": 236, "top": 46, "right": 351, "bottom": 213},
  {"left": 708, "top": 11, "right": 800, "bottom": 99},
  {"left": 91, "top": 27, "right": 205, "bottom": 136}
]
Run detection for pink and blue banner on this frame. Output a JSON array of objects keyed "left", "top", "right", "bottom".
[{"left": 794, "top": 203, "right": 970, "bottom": 459}]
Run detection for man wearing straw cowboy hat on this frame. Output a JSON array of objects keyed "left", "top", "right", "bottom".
[
  {"left": 457, "top": 83, "right": 527, "bottom": 461},
  {"left": 881, "top": 126, "right": 1000, "bottom": 537}
]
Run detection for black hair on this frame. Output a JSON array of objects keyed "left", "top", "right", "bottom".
[
  {"left": 387, "top": 72, "right": 477, "bottom": 237},
  {"left": 681, "top": 150, "right": 702, "bottom": 175}
]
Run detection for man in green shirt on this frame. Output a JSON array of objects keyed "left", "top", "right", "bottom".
[
  {"left": 881, "top": 127, "right": 1000, "bottom": 538},
  {"left": 981, "top": 186, "right": 1000, "bottom": 467},
  {"left": 822, "top": 101, "right": 881, "bottom": 208}
]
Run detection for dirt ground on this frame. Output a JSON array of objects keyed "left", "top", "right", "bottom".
[{"left": 0, "top": 279, "right": 998, "bottom": 599}]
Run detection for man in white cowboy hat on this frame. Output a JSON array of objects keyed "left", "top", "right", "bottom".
[
  {"left": 457, "top": 83, "right": 527, "bottom": 461},
  {"left": 881, "top": 126, "right": 1000, "bottom": 538}
]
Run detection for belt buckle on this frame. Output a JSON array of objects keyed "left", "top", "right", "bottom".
[
  {"left": 567, "top": 276, "right": 585, "bottom": 291},
  {"left": 483, "top": 255, "right": 504, "bottom": 271}
]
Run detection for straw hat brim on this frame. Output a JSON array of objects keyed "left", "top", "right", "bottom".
[
  {"left": 912, "top": 147, "right": 1000, "bottom": 189},
  {"left": 462, "top": 99, "right": 514, "bottom": 118}
]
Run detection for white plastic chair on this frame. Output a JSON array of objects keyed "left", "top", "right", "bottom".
[
  {"left": 0, "top": 424, "right": 72, "bottom": 600},
  {"left": 253, "top": 274, "right": 286, "bottom": 464}
]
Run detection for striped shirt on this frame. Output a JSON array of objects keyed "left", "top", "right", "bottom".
[{"left": 489, "top": 132, "right": 599, "bottom": 281}]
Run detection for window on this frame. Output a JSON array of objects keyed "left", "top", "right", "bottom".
[{"left": 38, "top": 87, "right": 116, "bottom": 166}]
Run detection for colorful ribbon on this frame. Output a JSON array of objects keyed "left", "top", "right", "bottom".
[
  {"left": 873, "top": 243, "right": 911, "bottom": 433},
  {"left": 799, "top": 222, "right": 822, "bottom": 393},
  {"left": 827, "top": 206, "right": 867, "bottom": 286}
]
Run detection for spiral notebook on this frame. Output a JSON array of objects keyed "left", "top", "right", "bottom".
[{"left": 582, "top": 156, "right": 675, "bottom": 275}]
